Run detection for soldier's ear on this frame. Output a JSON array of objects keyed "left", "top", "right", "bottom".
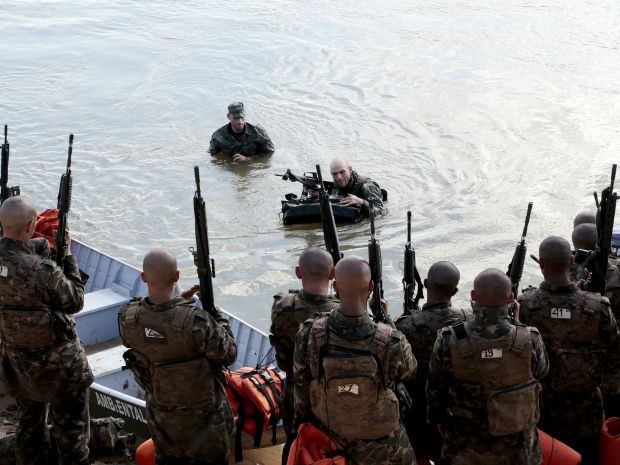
[
  {"left": 172, "top": 270, "right": 180, "bottom": 284},
  {"left": 450, "top": 287, "right": 458, "bottom": 297},
  {"left": 424, "top": 278, "right": 429, "bottom": 289},
  {"left": 140, "top": 272, "right": 147, "bottom": 283},
  {"left": 295, "top": 265, "right": 302, "bottom": 279},
  {"left": 328, "top": 267, "right": 335, "bottom": 280},
  {"left": 470, "top": 289, "right": 477, "bottom": 302}
]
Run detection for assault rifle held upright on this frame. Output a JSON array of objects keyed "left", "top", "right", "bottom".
[
  {"left": 507, "top": 202, "right": 533, "bottom": 298},
  {"left": 1, "top": 125, "right": 20, "bottom": 204},
  {"left": 402, "top": 211, "right": 424, "bottom": 315},
  {"left": 55, "top": 134, "right": 73, "bottom": 269},
  {"left": 189, "top": 165, "right": 217, "bottom": 317},
  {"left": 368, "top": 203, "right": 389, "bottom": 324},
  {"left": 588, "top": 164, "right": 617, "bottom": 295},
  {"left": 316, "top": 164, "right": 342, "bottom": 265}
]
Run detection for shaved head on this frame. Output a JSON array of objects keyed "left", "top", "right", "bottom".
[
  {"left": 329, "top": 158, "right": 350, "bottom": 173},
  {"left": 143, "top": 248, "right": 178, "bottom": 285},
  {"left": 335, "top": 256, "right": 372, "bottom": 291},
  {"left": 298, "top": 247, "right": 333, "bottom": 279},
  {"left": 573, "top": 210, "right": 596, "bottom": 228},
  {"left": 329, "top": 158, "right": 353, "bottom": 188},
  {"left": 0, "top": 196, "right": 37, "bottom": 234},
  {"left": 539, "top": 236, "right": 572, "bottom": 268},
  {"left": 472, "top": 268, "right": 512, "bottom": 307},
  {"left": 427, "top": 261, "right": 460, "bottom": 294},
  {"left": 572, "top": 224, "right": 598, "bottom": 251}
]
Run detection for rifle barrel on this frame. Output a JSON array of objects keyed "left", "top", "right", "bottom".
[
  {"left": 521, "top": 202, "right": 533, "bottom": 239},
  {"left": 407, "top": 210, "right": 411, "bottom": 243}
]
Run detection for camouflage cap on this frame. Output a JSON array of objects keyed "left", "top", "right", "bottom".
[{"left": 227, "top": 102, "right": 245, "bottom": 118}]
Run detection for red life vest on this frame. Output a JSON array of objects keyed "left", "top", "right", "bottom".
[
  {"left": 32, "top": 208, "right": 59, "bottom": 251},
  {"left": 600, "top": 417, "right": 620, "bottom": 465},
  {"left": 287, "top": 422, "right": 348, "bottom": 465},
  {"left": 538, "top": 428, "right": 581, "bottom": 465},
  {"left": 225, "top": 366, "right": 285, "bottom": 462}
]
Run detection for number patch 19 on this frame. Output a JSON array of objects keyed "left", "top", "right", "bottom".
[
  {"left": 550, "top": 308, "right": 571, "bottom": 319},
  {"left": 481, "top": 348, "right": 502, "bottom": 359}
]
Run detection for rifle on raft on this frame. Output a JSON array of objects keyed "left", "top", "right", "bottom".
[
  {"left": 55, "top": 134, "right": 74, "bottom": 269},
  {"left": 402, "top": 211, "right": 424, "bottom": 315},
  {"left": 587, "top": 164, "right": 617, "bottom": 295},
  {"left": 190, "top": 165, "right": 218, "bottom": 317},
  {"left": 507, "top": 202, "right": 533, "bottom": 299},
  {"left": 368, "top": 202, "right": 390, "bottom": 324},
  {"left": 275, "top": 169, "right": 321, "bottom": 195},
  {"left": 316, "top": 164, "right": 342, "bottom": 265},
  {"left": 1, "top": 125, "right": 20, "bottom": 204}
]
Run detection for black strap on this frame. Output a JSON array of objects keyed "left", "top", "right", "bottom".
[{"left": 453, "top": 322, "right": 468, "bottom": 341}]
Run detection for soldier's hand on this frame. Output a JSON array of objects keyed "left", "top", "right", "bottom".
[
  {"left": 437, "top": 423, "right": 448, "bottom": 438},
  {"left": 339, "top": 194, "right": 363, "bottom": 207},
  {"left": 368, "top": 295, "right": 389, "bottom": 315},
  {"left": 511, "top": 300, "right": 520, "bottom": 323},
  {"left": 232, "top": 153, "right": 250, "bottom": 163},
  {"left": 307, "top": 189, "right": 319, "bottom": 198},
  {"left": 181, "top": 284, "right": 200, "bottom": 300}
]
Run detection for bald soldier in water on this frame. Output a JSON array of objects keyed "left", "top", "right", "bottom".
[
  {"left": 395, "top": 261, "right": 471, "bottom": 463},
  {"left": 329, "top": 158, "right": 385, "bottom": 216},
  {"left": 427, "top": 268, "right": 548, "bottom": 465},
  {"left": 119, "top": 248, "right": 237, "bottom": 465},
  {"left": 294, "top": 256, "right": 416, "bottom": 465},
  {"left": 0, "top": 196, "right": 91, "bottom": 465},
  {"left": 270, "top": 247, "right": 339, "bottom": 465},
  {"left": 519, "top": 236, "right": 620, "bottom": 465}
]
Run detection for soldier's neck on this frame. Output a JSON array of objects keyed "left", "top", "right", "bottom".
[
  {"left": 543, "top": 271, "right": 571, "bottom": 287},
  {"left": 301, "top": 280, "right": 330, "bottom": 296},
  {"left": 147, "top": 287, "right": 175, "bottom": 305}
]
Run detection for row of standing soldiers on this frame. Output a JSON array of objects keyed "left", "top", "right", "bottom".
[
  {"left": 0, "top": 193, "right": 619, "bottom": 465},
  {"left": 271, "top": 210, "right": 620, "bottom": 465}
]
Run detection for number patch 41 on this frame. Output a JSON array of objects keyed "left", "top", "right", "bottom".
[{"left": 551, "top": 308, "right": 571, "bottom": 319}]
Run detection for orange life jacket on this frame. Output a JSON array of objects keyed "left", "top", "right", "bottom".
[
  {"left": 225, "top": 366, "right": 285, "bottom": 462},
  {"left": 538, "top": 428, "right": 581, "bottom": 465},
  {"left": 135, "top": 438, "right": 155, "bottom": 465},
  {"left": 600, "top": 417, "right": 620, "bottom": 465},
  {"left": 287, "top": 422, "right": 348, "bottom": 465},
  {"left": 32, "top": 208, "right": 59, "bottom": 251}
]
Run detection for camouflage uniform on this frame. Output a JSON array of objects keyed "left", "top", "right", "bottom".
[
  {"left": 0, "top": 237, "right": 91, "bottom": 465},
  {"left": 294, "top": 309, "right": 417, "bottom": 465},
  {"left": 570, "top": 253, "right": 620, "bottom": 319},
  {"left": 119, "top": 297, "right": 237, "bottom": 465},
  {"left": 330, "top": 171, "right": 385, "bottom": 216},
  {"left": 269, "top": 289, "right": 339, "bottom": 464},
  {"left": 519, "top": 281, "right": 620, "bottom": 465},
  {"left": 394, "top": 302, "right": 470, "bottom": 461},
  {"left": 208, "top": 122, "right": 275, "bottom": 158},
  {"left": 426, "top": 317, "right": 549, "bottom": 465}
]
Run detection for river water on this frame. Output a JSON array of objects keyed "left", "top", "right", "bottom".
[{"left": 2, "top": 0, "right": 619, "bottom": 331}]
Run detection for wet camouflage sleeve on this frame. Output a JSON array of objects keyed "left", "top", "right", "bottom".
[
  {"left": 192, "top": 305, "right": 237, "bottom": 366},
  {"left": 293, "top": 319, "right": 314, "bottom": 425},
  {"left": 530, "top": 329, "right": 550, "bottom": 380},
  {"left": 426, "top": 330, "right": 453, "bottom": 426},
  {"left": 601, "top": 301, "right": 620, "bottom": 392},
  {"left": 387, "top": 329, "right": 417, "bottom": 386},
  {"left": 359, "top": 181, "right": 385, "bottom": 216},
  {"left": 208, "top": 132, "right": 222, "bottom": 155},
  {"left": 255, "top": 125, "right": 275, "bottom": 156},
  {"left": 35, "top": 255, "right": 84, "bottom": 314}
]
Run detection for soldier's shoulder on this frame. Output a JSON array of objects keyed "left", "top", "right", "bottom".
[
  {"left": 271, "top": 290, "right": 299, "bottom": 310},
  {"left": 251, "top": 123, "right": 271, "bottom": 137},
  {"left": 582, "top": 289, "right": 611, "bottom": 307},
  {"left": 394, "top": 313, "right": 412, "bottom": 329}
]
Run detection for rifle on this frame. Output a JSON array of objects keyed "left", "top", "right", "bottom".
[
  {"left": 507, "top": 202, "right": 533, "bottom": 298},
  {"left": 1, "top": 125, "right": 20, "bottom": 204},
  {"left": 368, "top": 203, "right": 388, "bottom": 324},
  {"left": 55, "top": 134, "right": 73, "bottom": 269},
  {"left": 189, "top": 166, "right": 217, "bottom": 317},
  {"left": 588, "top": 164, "right": 617, "bottom": 294},
  {"left": 402, "top": 211, "right": 424, "bottom": 315},
  {"left": 316, "top": 164, "right": 342, "bottom": 265},
  {"left": 275, "top": 169, "right": 321, "bottom": 196},
  {"left": 594, "top": 191, "right": 600, "bottom": 209}
]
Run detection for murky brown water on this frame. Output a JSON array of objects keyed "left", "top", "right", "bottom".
[{"left": 2, "top": 0, "right": 619, "bottom": 330}]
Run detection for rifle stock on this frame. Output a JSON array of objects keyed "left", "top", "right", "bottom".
[
  {"left": 190, "top": 166, "right": 217, "bottom": 316},
  {"left": 316, "top": 164, "right": 342, "bottom": 265},
  {"left": 403, "top": 211, "right": 424, "bottom": 314},
  {"left": 55, "top": 134, "right": 73, "bottom": 269},
  {"left": 507, "top": 202, "right": 533, "bottom": 298}
]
